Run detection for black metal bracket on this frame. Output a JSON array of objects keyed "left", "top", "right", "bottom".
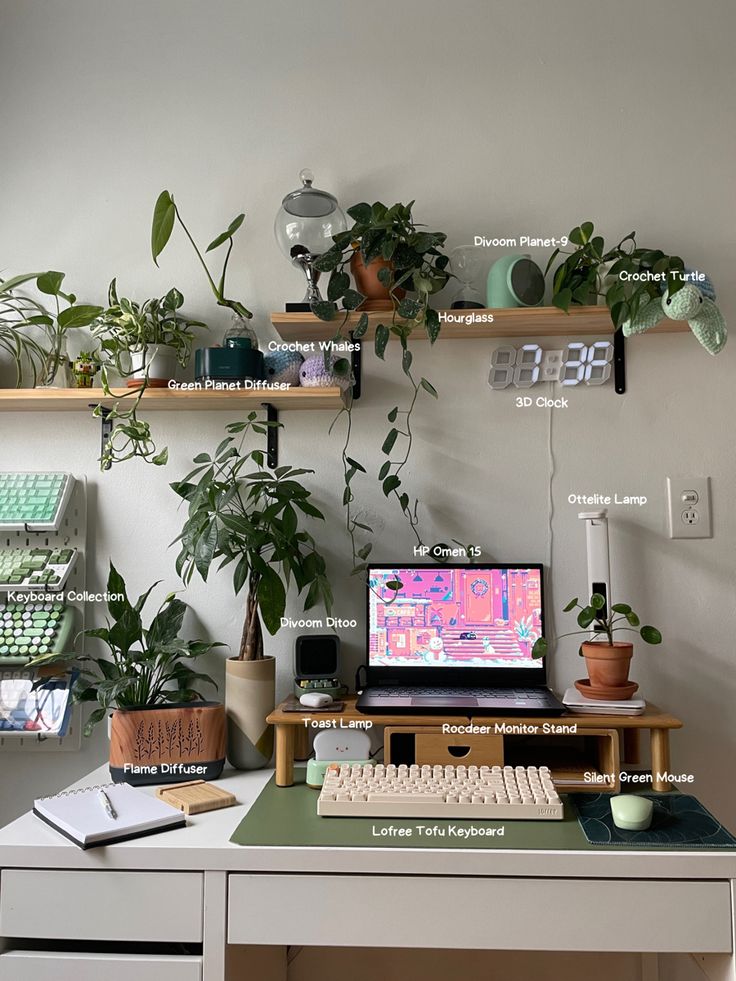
[
  {"left": 90, "top": 404, "right": 114, "bottom": 471},
  {"left": 349, "top": 331, "right": 362, "bottom": 400},
  {"left": 613, "top": 327, "right": 626, "bottom": 395},
  {"left": 261, "top": 402, "right": 278, "bottom": 469}
]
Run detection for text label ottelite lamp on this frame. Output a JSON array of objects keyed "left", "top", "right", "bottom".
[{"left": 275, "top": 170, "right": 347, "bottom": 312}]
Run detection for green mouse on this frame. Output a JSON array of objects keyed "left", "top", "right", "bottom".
[{"left": 610, "top": 794, "right": 654, "bottom": 831}]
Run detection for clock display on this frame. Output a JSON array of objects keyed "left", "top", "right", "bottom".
[{"left": 488, "top": 341, "right": 613, "bottom": 389}]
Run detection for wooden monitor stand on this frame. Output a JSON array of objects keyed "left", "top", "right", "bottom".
[{"left": 266, "top": 697, "right": 683, "bottom": 790}]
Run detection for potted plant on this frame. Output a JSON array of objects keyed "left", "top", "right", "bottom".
[
  {"left": 171, "top": 412, "right": 333, "bottom": 769},
  {"left": 27, "top": 563, "right": 226, "bottom": 785},
  {"left": 94, "top": 279, "right": 204, "bottom": 386},
  {"left": 532, "top": 593, "right": 662, "bottom": 700},
  {"left": 546, "top": 221, "right": 687, "bottom": 328}
]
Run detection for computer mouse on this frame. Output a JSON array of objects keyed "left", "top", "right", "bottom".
[
  {"left": 299, "top": 691, "right": 333, "bottom": 708},
  {"left": 610, "top": 794, "right": 653, "bottom": 831}
]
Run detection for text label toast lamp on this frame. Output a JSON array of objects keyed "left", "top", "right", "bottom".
[
  {"left": 275, "top": 169, "right": 347, "bottom": 312},
  {"left": 487, "top": 253, "right": 545, "bottom": 308}
]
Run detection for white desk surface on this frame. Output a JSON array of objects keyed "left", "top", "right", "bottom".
[{"left": 1, "top": 765, "right": 735, "bottom": 880}]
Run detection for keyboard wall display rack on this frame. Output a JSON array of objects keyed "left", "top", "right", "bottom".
[{"left": 0, "top": 474, "right": 87, "bottom": 751}]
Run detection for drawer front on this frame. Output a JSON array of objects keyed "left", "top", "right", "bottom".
[
  {"left": 0, "top": 951, "right": 201, "bottom": 981},
  {"left": 0, "top": 870, "right": 202, "bottom": 942},
  {"left": 228, "top": 874, "right": 732, "bottom": 953}
]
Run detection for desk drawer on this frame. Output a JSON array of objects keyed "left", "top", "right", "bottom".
[
  {"left": 0, "top": 870, "right": 203, "bottom": 942},
  {"left": 0, "top": 951, "right": 201, "bottom": 981},
  {"left": 228, "top": 874, "right": 732, "bottom": 952}
]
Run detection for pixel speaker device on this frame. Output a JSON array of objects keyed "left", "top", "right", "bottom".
[{"left": 306, "top": 728, "right": 372, "bottom": 788}]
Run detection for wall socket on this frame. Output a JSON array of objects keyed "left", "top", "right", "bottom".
[{"left": 666, "top": 476, "right": 712, "bottom": 539}]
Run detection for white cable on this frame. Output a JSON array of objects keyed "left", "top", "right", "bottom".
[{"left": 546, "top": 381, "right": 557, "bottom": 688}]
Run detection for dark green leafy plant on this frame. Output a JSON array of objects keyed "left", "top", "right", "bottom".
[
  {"left": 547, "top": 221, "right": 686, "bottom": 328},
  {"left": 90, "top": 281, "right": 206, "bottom": 470},
  {"left": 171, "top": 413, "right": 333, "bottom": 660},
  {"left": 151, "top": 190, "right": 253, "bottom": 321},
  {"left": 532, "top": 593, "right": 662, "bottom": 659},
  {"left": 311, "top": 202, "right": 450, "bottom": 574},
  {"left": 27, "top": 563, "right": 223, "bottom": 735}
]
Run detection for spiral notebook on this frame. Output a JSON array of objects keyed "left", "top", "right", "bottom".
[{"left": 33, "top": 782, "right": 186, "bottom": 849}]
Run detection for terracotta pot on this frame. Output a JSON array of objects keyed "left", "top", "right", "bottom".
[
  {"left": 225, "top": 656, "right": 275, "bottom": 770},
  {"left": 581, "top": 641, "right": 634, "bottom": 691},
  {"left": 109, "top": 701, "right": 226, "bottom": 785},
  {"left": 350, "top": 252, "right": 405, "bottom": 311}
]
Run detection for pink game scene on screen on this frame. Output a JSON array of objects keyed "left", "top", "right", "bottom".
[{"left": 368, "top": 567, "right": 543, "bottom": 668}]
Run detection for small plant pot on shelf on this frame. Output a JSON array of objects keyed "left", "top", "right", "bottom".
[
  {"left": 350, "top": 253, "right": 404, "bottom": 311},
  {"left": 108, "top": 702, "right": 226, "bottom": 785},
  {"left": 225, "top": 655, "right": 275, "bottom": 770},
  {"left": 579, "top": 641, "right": 637, "bottom": 700},
  {"left": 128, "top": 345, "right": 179, "bottom": 388}
]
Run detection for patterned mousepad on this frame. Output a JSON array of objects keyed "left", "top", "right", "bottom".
[{"left": 572, "top": 793, "right": 736, "bottom": 848}]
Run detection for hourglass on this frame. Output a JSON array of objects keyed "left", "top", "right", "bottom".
[{"left": 450, "top": 244, "right": 485, "bottom": 309}]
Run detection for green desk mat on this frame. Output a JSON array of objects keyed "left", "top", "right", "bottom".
[{"left": 230, "top": 770, "right": 592, "bottom": 850}]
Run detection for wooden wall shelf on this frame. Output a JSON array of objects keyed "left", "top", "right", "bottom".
[
  {"left": 0, "top": 387, "right": 344, "bottom": 412},
  {"left": 271, "top": 306, "right": 690, "bottom": 341}
]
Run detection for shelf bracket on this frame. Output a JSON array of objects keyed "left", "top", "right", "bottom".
[
  {"left": 613, "top": 327, "right": 626, "bottom": 395},
  {"left": 90, "top": 404, "right": 113, "bottom": 471},
  {"left": 349, "top": 331, "right": 362, "bottom": 400},
  {"left": 261, "top": 402, "right": 278, "bottom": 469}
]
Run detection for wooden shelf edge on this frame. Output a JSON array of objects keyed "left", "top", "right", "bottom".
[
  {"left": 0, "top": 386, "right": 345, "bottom": 412},
  {"left": 272, "top": 307, "right": 691, "bottom": 340}
]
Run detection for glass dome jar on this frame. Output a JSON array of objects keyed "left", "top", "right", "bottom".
[{"left": 274, "top": 169, "right": 347, "bottom": 309}]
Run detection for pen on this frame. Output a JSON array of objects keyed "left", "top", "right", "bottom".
[{"left": 98, "top": 789, "right": 117, "bottom": 820}]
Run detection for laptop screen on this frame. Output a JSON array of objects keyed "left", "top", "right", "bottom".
[{"left": 367, "top": 564, "right": 544, "bottom": 670}]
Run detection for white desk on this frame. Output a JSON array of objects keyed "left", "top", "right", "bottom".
[{"left": 0, "top": 766, "right": 734, "bottom": 981}]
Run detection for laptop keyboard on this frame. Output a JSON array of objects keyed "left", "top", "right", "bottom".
[{"left": 373, "top": 687, "right": 547, "bottom": 699}]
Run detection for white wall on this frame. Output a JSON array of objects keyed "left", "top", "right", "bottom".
[{"left": 1, "top": 0, "right": 735, "bottom": 836}]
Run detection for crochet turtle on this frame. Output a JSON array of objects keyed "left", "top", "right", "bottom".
[{"left": 622, "top": 284, "right": 727, "bottom": 355}]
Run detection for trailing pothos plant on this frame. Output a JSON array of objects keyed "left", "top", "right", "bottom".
[
  {"left": 91, "top": 281, "right": 206, "bottom": 469},
  {"left": 27, "top": 562, "right": 223, "bottom": 736},
  {"left": 171, "top": 412, "right": 333, "bottom": 660},
  {"left": 547, "top": 221, "right": 686, "bottom": 328},
  {"left": 311, "top": 201, "right": 450, "bottom": 575}
]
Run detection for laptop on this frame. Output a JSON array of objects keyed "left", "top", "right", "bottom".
[{"left": 356, "top": 563, "right": 565, "bottom": 715}]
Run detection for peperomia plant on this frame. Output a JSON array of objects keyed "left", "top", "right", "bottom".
[
  {"left": 171, "top": 413, "right": 333, "bottom": 660},
  {"left": 547, "top": 221, "right": 686, "bottom": 328},
  {"left": 532, "top": 593, "right": 662, "bottom": 659},
  {"left": 27, "top": 563, "right": 223, "bottom": 735},
  {"left": 311, "top": 201, "right": 450, "bottom": 576}
]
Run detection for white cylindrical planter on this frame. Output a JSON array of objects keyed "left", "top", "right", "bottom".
[
  {"left": 129, "top": 345, "right": 179, "bottom": 385},
  {"left": 225, "top": 656, "right": 275, "bottom": 770}
]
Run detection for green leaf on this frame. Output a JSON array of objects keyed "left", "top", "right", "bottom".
[
  {"left": 640, "top": 625, "right": 662, "bottom": 645},
  {"left": 387, "top": 406, "right": 398, "bottom": 422},
  {"left": 577, "top": 608, "right": 596, "bottom": 629},
  {"left": 347, "top": 202, "right": 372, "bottom": 223},
  {"left": 378, "top": 461, "right": 391, "bottom": 480},
  {"left": 206, "top": 213, "right": 245, "bottom": 252},
  {"left": 590, "top": 593, "right": 606, "bottom": 610},
  {"left": 420, "top": 377, "right": 437, "bottom": 398},
  {"left": 385, "top": 578, "right": 403, "bottom": 592},
  {"left": 353, "top": 312, "right": 369, "bottom": 338},
  {"left": 151, "top": 190, "right": 176, "bottom": 265},
  {"left": 257, "top": 566, "right": 287, "bottom": 635},
  {"left": 194, "top": 522, "right": 218, "bottom": 580},
  {"left": 610, "top": 603, "right": 631, "bottom": 614},
  {"left": 342, "top": 289, "right": 364, "bottom": 311},
  {"left": 345, "top": 456, "right": 366, "bottom": 473},
  {"left": 563, "top": 598, "right": 578, "bottom": 612},
  {"left": 382, "top": 428, "right": 399, "bottom": 454},
  {"left": 311, "top": 300, "right": 335, "bottom": 322},
  {"left": 626, "top": 612, "right": 641, "bottom": 627},
  {"left": 36, "top": 270, "right": 65, "bottom": 295},
  {"left": 552, "top": 287, "right": 573, "bottom": 311},
  {"left": 532, "top": 637, "right": 548, "bottom": 659},
  {"left": 374, "top": 323, "right": 389, "bottom": 359},
  {"left": 57, "top": 304, "right": 104, "bottom": 330},
  {"left": 402, "top": 349, "right": 413, "bottom": 374},
  {"left": 84, "top": 707, "right": 107, "bottom": 736},
  {"left": 327, "top": 271, "right": 350, "bottom": 302},
  {"left": 382, "top": 475, "right": 400, "bottom": 496},
  {"left": 397, "top": 298, "right": 420, "bottom": 320}
]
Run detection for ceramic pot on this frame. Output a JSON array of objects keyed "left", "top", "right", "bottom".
[
  {"left": 581, "top": 641, "right": 633, "bottom": 691},
  {"left": 225, "top": 656, "right": 275, "bottom": 770},
  {"left": 128, "top": 345, "right": 179, "bottom": 387},
  {"left": 108, "top": 701, "right": 226, "bottom": 785},
  {"left": 350, "top": 252, "right": 404, "bottom": 311}
]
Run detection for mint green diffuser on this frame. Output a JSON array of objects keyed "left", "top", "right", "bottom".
[{"left": 487, "top": 254, "right": 545, "bottom": 307}]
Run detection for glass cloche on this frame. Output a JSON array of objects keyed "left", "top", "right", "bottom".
[{"left": 274, "top": 169, "right": 347, "bottom": 309}]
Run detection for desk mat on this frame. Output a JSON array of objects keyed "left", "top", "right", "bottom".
[
  {"left": 230, "top": 770, "right": 590, "bottom": 850},
  {"left": 572, "top": 793, "right": 736, "bottom": 848}
]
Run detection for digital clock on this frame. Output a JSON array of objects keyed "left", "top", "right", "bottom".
[{"left": 488, "top": 341, "right": 614, "bottom": 389}]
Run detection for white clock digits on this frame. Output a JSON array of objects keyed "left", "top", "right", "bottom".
[
  {"left": 488, "top": 341, "right": 613, "bottom": 389},
  {"left": 488, "top": 345, "right": 516, "bottom": 389},
  {"left": 513, "top": 344, "right": 542, "bottom": 388},
  {"left": 560, "top": 342, "right": 588, "bottom": 386},
  {"left": 584, "top": 341, "right": 613, "bottom": 385}
]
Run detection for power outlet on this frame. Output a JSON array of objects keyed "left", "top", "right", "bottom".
[{"left": 666, "top": 477, "right": 712, "bottom": 539}]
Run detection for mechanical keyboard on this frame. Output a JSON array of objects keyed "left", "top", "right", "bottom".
[
  {"left": 0, "top": 547, "right": 77, "bottom": 591},
  {"left": 317, "top": 763, "right": 563, "bottom": 820},
  {"left": 0, "top": 472, "right": 75, "bottom": 531},
  {"left": 0, "top": 601, "right": 75, "bottom": 665}
]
